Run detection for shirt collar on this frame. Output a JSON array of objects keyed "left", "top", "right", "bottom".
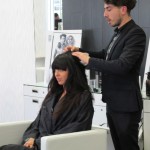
[{"left": 114, "top": 19, "right": 134, "bottom": 34}]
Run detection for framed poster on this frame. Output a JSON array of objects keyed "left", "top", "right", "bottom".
[{"left": 44, "top": 30, "right": 82, "bottom": 85}]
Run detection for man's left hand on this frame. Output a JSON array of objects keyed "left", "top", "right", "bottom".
[{"left": 72, "top": 52, "right": 90, "bottom": 65}]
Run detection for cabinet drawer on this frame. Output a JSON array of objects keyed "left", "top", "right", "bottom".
[
  {"left": 93, "top": 93, "right": 106, "bottom": 106},
  {"left": 24, "top": 96, "right": 44, "bottom": 120},
  {"left": 23, "top": 85, "right": 48, "bottom": 98},
  {"left": 144, "top": 100, "right": 150, "bottom": 112},
  {"left": 144, "top": 113, "right": 150, "bottom": 150},
  {"left": 92, "top": 105, "right": 107, "bottom": 127}
]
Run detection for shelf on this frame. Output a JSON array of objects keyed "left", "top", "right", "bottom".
[
  {"left": 36, "top": 67, "right": 45, "bottom": 70},
  {"left": 36, "top": 56, "right": 45, "bottom": 59},
  {"left": 35, "top": 50, "right": 46, "bottom": 58},
  {"left": 36, "top": 57, "right": 45, "bottom": 68}
]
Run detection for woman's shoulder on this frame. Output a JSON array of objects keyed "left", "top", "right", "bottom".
[
  {"left": 42, "top": 93, "right": 56, "bottom": 105},
  {"left": 81, "top": 90, "right": 91, "bottom": 95},
  {"left": 80, "top": 90, "right": 93, "bottom": 100}
]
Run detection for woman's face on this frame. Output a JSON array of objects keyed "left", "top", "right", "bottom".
[
  {"left": 60, "top": 36, "right": 66, "bottom": 44},
  {"left": 67, "top": 36, "right": 73, "bottom": 45},
  {"left": 55, "top": 69, "right": 69, "bottom": 85}
]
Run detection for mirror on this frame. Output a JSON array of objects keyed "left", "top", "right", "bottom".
[
  {"left": 53, "top": 0, "right": 63, "bottom": 30},
  {"left": 48, "top": 0, "right": 63, "bottom": 31}
]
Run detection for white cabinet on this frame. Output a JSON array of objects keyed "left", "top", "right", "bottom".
[
  {"left": 23, "top": 85, "right": 107, "bottom": 125},
  {"left": 24, "top": 96, "right": 43, "bottom": 120},
  {"left": 93, "top": 105, "right": 107, "bottom": 126},
  {"left": 23, "top": 84, "right": 107, "bottom": 127},
  {"left": 144, "top": 99, "right": 150, "bottom": 150},
  {"left": 92, "top": 93, "right": 107, "bottom": 127},
  {"left": 23, "top": 84, "right": 48, "bottom": 120},
  {"left": 92, "top": 94, "right": 115, "bottom": 150}
]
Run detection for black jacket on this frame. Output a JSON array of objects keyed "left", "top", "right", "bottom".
[
  {"left": 81, "top": 20, "right": 146, "bottom": 112},
  {"left": 22, "top": 90, "right": 94, "bottom": 150}
]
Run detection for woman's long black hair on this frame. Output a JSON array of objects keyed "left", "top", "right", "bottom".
[{"left": 43, "top": 51, "right": 91, "bottom": 118}]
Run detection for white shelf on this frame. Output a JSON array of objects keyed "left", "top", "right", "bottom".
[
  {"left": 36, "top": 56, "right": 45, "bottom": 59},
  {"left": 35, "top": 48, "right": 46, "bottom": 83},
  {"left": 35, "top": 53, "right": 46, "bottom": 58},
  {"left": 36, "top": 67, "right": 45, "bottom": 70}
]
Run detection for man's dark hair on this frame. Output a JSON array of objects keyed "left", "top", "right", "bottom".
[
  {"left": 104, "top": 0, "right": 136, "bottom": 14},
  {"left": 54, "top": 13, "right": 59, "bottom": 17}
]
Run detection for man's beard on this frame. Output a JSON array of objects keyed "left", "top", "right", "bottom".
[{"left": 112, "top": 18, "right": 122, "bottom": 27}]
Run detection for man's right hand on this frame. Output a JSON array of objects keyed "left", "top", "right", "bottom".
[{"left": 63, "top": 46, "right": 79, "bottom": 52}]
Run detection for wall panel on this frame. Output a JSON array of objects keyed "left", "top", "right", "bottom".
[{"left": 0, "top": 0, "right": 35, "bottom": 122}]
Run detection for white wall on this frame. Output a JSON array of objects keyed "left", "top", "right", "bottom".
[
  {"left": 0, "top": 0, "right": 35, "bottom": 122},
  {"left": 34, "top": 0, "right": 47, "bottom": 58}
]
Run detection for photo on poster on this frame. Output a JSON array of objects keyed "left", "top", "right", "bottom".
[
  {"left": 50, "top": 31, "right": 82, "bottom": 66},
  {"left": 44, "top": 30, "right": 82, "bottom": 85}
]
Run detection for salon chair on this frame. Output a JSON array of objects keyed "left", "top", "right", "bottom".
[{"left": 0, "top": 121, "right": 108, "bottom": 150}]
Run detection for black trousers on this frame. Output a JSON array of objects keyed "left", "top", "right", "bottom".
[
  {"left": 0, "top": 145, "right": 36, "bottom": 150},
  {"left": 107, "top": 109, "right": 141, "bottom": 150}
]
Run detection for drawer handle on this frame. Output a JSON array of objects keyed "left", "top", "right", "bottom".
[
  {"left": 32, "top": 99, "right": 39, "bottom": 103},
  {"left": 32, "top": 89, "right": 38, "bottom": 93},
  {"left": 99, "top": 123, "right": 107, "bottom": 126}
]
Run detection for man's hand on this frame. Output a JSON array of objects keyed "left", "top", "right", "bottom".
[
  {"left": 63, "top": 46, "right": 79, "bottom": 52},
  {"left": 23, "top": 138, "right": 35, "bottom": 148},
  {"left": 72, "top": 52, "right": 90, "bottom": 65}
]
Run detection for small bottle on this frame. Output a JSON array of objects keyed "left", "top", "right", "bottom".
[{"left": 146, "top": 72, "right": 150, "bottom": 96}]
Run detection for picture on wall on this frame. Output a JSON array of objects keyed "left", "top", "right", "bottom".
[
  {"left": 50, "top": 31, "right": 82, "bottom": 66},
  {"left": 44, "top": 30, "right": 82, "bottom": 85}
]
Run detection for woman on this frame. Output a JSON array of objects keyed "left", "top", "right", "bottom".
[
  {"left": 66, "top": 35, "right": 75, "bottom": 46},
  {"left": 0, "top": 51, "right": 94, "bottom": 150}
]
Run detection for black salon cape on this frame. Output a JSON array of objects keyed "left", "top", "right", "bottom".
[{"left": 0, "top": 90, "right": 94, "bottom": 150}]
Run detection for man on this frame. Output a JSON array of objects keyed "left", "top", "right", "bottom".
[
  {"left": 54, "top": 13, "right": 62, "bottom": 30},
  {"left": 65, "top": 0, "right": 146, "bottom": 150}
]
